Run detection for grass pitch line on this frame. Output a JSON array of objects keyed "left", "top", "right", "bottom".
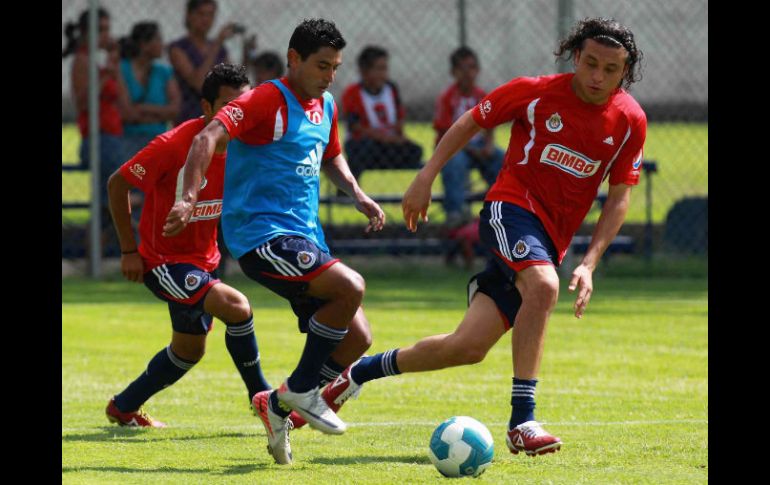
[{"left": 62, "top": 418, "right": 706, "bottom": 433}]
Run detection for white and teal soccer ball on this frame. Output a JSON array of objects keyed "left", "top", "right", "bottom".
[{"left": 428, "top": 416, "right": 494, "bottom": 478}]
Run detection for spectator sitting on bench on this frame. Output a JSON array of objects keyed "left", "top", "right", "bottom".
[
  {"left": 435, "top": 46, "right": 503, "bottom": 228},
  {"left": 341, "top": 45, "right": 423, "bottom": 183}
]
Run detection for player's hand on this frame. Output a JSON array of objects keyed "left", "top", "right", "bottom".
[
  {"left": 163, "top": 200, "right": 194, "bottom": 237},
  {"left": 121, "top": 252, "right": 144, "bottom": 283},
  {"left": 355, "top": 193, "right": 386, "bottom": 233},
  {"left": 568, "top": 263, "right": 594, "bottom": 319},
  {"left": 402, "top": 172, "right": 432, "bottom": 232}
]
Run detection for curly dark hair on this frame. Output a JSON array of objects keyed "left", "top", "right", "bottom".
[
  {"left": 201, "top": 63, "right": 250, "bottom": 105},
  {"left": 289, "top": 18, "right": 346, "bottom": 60},
  {"left": 554, "top": 17, "right": 643, "bottom": 89}
]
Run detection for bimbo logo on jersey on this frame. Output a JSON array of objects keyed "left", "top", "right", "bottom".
[
  {"left": 189, "top": 199, "right": 223, "bottom": 222},
  {"left": 540, "top": 144, "right": 601, "bottom": 178},
  {"left": 296, "top": 141, "right": 324, "bottom": 177}
]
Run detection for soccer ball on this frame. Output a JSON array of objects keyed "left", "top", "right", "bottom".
[{"left": 428, "top": 416, "right": 494, "bottom": 478}]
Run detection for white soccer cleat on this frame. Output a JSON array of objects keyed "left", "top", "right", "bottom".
[
  {"left": 276, "top": 380, "right": 347, "bottom": 435},
  {"left": 253, "top": 390, "right": 293, "bottom": 465}
]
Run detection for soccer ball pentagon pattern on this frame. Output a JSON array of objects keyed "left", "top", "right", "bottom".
[{"left": 428, "top": 416, "right": 494, "bottom": 478}]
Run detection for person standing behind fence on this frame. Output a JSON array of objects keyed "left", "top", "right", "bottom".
[
  {"left": 341, "top": 46, "right": 423, "bottom": 182},
  {"left": 242, "top": 34, "right": 285, "bottom": 84},
  {"left": 63, "top": 7, "right": 126, "bottom": 230},
  {"left": 119, "top": 22, "right": 181, "bottom": 160},
  {"left": 435, "top": 47, "right": 503, "bottom": 227},
  {"left": 168, "top": 0, "right": 235, "bottom": 126}
]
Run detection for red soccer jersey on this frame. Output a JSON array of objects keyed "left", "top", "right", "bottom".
[
  {"left": 214, "top": 77, "right": 341, "bottom": 159},
  {"left": 472, "top": 73, "right": 647, "bottom": 262},
  {"left": 118, "top": 118, "right": 225, "bottom": 272},
  {"left": 341, "top": 81, "right": 406, "bottom": 140},
  {"left": 433, "top": 82, "right": 487, "bottom": 144}
]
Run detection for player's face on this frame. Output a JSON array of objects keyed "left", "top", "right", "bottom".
[
  {"left": 361, "top": 57, "right": 388, "bottom": 91},
  {"left": 290, "top": 47, "right": 343, "bottom": 99},
  {"left": 452, "top": 56, "right": 479, "bottom": 91},
  {"left": 202, "top": 84, "right": 250, "bottom": 122},
  {"left": 572, "top": 38, "right": 629, "bottom": 104}
]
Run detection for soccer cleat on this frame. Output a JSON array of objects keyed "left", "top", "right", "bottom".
[
  {"left": 105, "top": 398, "right": 166, "bottom": 428},
  {"left": 505, "top": 420, "right": 562, "bottom": 456},
  {"left": 289, "top": 364, "right": 363, "bottom": 430},
  {"left": 276, "top": 381, "right": 347, "bottom": 435},
  {"left": 252, "top": 390, "right": 292, "bottom": 465}
]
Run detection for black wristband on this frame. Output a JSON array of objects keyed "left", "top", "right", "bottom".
[{"left": 121, "top": 249, "right": 138, "bottom": 255}]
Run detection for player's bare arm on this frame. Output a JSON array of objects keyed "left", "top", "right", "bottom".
[
  {"left": 163, "top": 120, "right": 230, "bottom": 237},
  {"left": 322, "top": 154, "right": 385, "bottom": 232},
  {"left": 402, "top": 109, "right": 481, "bottom": 232},
  {"left": 107, "top": 171, "right": 144, "bottom": 282},
  {"left": 568, "top": 183, "right": 632, "bottom": 318}
]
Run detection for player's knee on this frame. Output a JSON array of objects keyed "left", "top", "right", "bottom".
[
  {"left": 172, "top": 341, "right": 206, "bottom": 362},
  {"left": 229, "top": 294, "right": 253, "bottom": 323},
  {"left": 520, "top": 273, "right": 559, "bottom": 310},
  {"left": 334, "top": 270, "right": 366, "bottom": 307}
]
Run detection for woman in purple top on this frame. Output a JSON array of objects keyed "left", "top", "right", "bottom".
[{"left": 168, "top": 0, "right": 236, "bottom": 125}]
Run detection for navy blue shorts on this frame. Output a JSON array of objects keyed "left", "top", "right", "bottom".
[
  {"left": 238, "top": 235, "right": 340, "bottom": 332},
  {"left": 144, "top": 263, "right": 220, "bottom": 335},
  {"left": 471, "top": 201, "right": 559, "bottom": 329}
]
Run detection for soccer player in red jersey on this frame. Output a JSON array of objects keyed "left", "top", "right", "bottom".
[
  {"left": 104, "top": 64, "right": 272, "bottom": 427},
  {"left": 335, "top": 18, "right": 647, "bottom": 456}
]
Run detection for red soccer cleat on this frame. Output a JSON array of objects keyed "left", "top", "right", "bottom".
[
  {"left": 506, "top": 421, "right": 562, "bottom": 456},
  {"left": 105, "top": 398, "right": 166, "bottom": 428},
  {"left": 289, "top": 364, "right": 362, "bottom": 430}
]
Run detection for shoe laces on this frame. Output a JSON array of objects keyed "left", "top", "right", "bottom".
[
  {"left": 136, "top": 407, "right": 154, "bottom": 423},
  {"left": 518, "top": 421, "right": 547, "bottom": 438}
]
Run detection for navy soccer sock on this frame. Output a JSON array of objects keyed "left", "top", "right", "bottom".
[
  {"left": 286, "top": 315, "right": 348, "bottom": 393},
  {"left": 225, "top": 314, "right": 271, "bottom": 400},
  {"left": 509, "top": 377, "right": 538, "bottom": 429},
  {"left": 114, "top": 346, "right": 196, "bottom": 412},
  {"left": 319, "top": 358, "right": 345, "bottom": 387},
  {"left": 349, "top": 349, "right": 401, "bottom": 384}
]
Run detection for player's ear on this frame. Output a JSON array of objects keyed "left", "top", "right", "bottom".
[
  {"left": 200, "top": 99, "right": 212, "bottom": 119},
  {"left": 287, "top": 48, "right": 300, "bottom": 68}
]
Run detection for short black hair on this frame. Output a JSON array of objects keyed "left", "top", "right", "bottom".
[
  {"left": 254, "top": 51, "right": 284, "bottom": 77},
  {"left": 201, "top": 63, "right": 250, "bottom": 105},
  {"left": 288, "top": 18, "right": 346, "bottom": 60},
  {"left": 450, "top": 46, "right": 478, "bottom": 69},
  {"left": 554, "top": 17, "right": 643, "bottom": 89},
  {"left": 357, "top": 45, "right": 388, "bottom": 71}
]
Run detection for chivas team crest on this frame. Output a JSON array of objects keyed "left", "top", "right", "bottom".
[
  {"left": 512, "top": 240, "right": 530, "bottom": 259},
  {"left": 184, "top": 273, "right": 202, "bottom": 290},
  {"left": 297, "top": 251, "right": 317, "bottom": 269},
  {"left": 546, "top": 113, "right": 563, "bottom": 132}
]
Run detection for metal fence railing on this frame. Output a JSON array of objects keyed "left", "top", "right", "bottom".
[{"left": 63, "top": 0, "right": 708, "bottom": 274}]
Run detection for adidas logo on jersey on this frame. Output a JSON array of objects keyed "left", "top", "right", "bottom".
[
  {"left": 295, "top": 141, "right": 324, "bottom": 178},
  {"left": 603, "top": 136, "right": 614, "bottom": 145}
]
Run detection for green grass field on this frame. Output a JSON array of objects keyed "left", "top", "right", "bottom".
[
  {"left": 62, "top": 265, "right": 708, "bottom": 483},
  {"left": 62, "top": 122, "right": 707, "bottom": 226}
]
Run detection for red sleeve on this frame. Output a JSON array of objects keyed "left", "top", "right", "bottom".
[
  {"left": 433, "top": 88, "right": 453, "bottom": 132},
  {"left": 341, "top": 84, "right": 363, "bottom": 125},
  {"left": 214, "top": 83, "right": 280, "bottom": 140},
  {"left": 323, "top": 101, "right": 342, "bottom": 160},
  {"left": 608, "top": 109, "right": 647, "bottom": 186},
  {"left": 471, "top": 77, "right": 542, "bottom": 129},
  {"left": 118, "top": 132, "right": 178, "bottom": 192}
]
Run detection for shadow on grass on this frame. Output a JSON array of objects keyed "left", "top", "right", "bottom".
[
  {"left": 62, "top": 427, "right": 253, "bottom": 443},
  {"left": 309, "top": 454, "right": 431, "bottom": 466}
]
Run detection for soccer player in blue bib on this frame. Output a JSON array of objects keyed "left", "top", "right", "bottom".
[{"left": 164, "top": 18, "right": 385, "bottom": 465}]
